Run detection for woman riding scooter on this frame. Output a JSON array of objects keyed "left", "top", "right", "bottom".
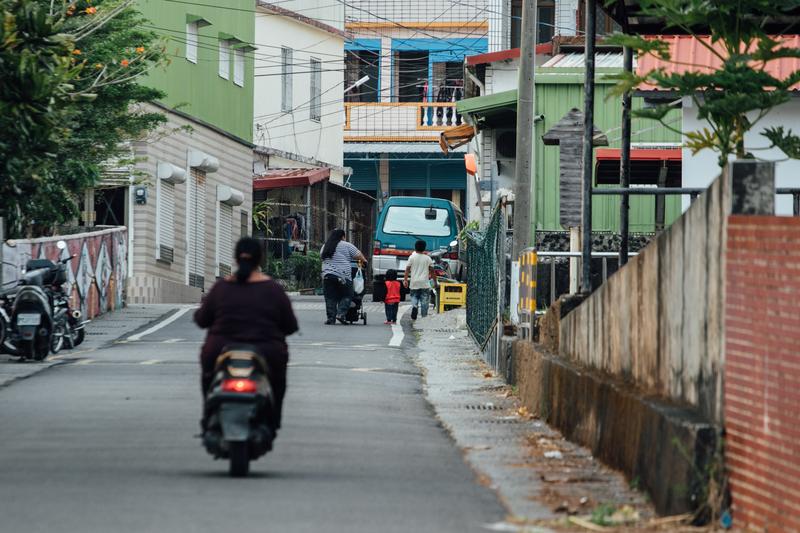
[{"left": 194, "top": 238, "right": 298, "bottom": 432}]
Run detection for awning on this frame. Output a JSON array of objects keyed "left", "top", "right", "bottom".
[
  {"left": 457, "top": 89, "right": 518, "bottom": 122},
  {"left": 595, "top": 148, "right": 682, "bottom": 186},
  {"left": 439, "top": 124, "right": 476, "bottom": 154},
  {"left": 253, "top": 167, "right": 330, "bottom": 190}
]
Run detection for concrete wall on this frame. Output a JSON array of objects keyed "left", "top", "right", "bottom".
[
  {"left": 128, "top": 106, "right": 253, "bottom": 304},
  {"left": 558, "top": 167, "right": 729, "bottom": 424},
  {"left": 724, "top": 215, "right": 800, "bottom": 531},
  {"left": 682, "top": 96, "right": 800, "bottom": 214}
]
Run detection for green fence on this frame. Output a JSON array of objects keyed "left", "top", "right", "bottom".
[{"left": 465, "top": 205, "right": 504, "bottom": 351}]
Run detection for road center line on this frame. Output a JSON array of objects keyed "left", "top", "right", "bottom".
[
  {"left": 140, "top": 359, "right": 161, "bottom": 365},
  {"left": 126, "top": 307, "right": 195, "bottom": 342},
  {"left": 389, "top": 305, "right": 411, "bottom": 347}
]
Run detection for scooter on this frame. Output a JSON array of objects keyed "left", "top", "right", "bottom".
[
  {"left": 429, "top": 240, "right": 459, "bottom": 313},
  {"left": 10, "top": 266, "right": 54, "bottom": 361},
  {"left": 202, "top": 345, "right": 275, "bottom": 477}
]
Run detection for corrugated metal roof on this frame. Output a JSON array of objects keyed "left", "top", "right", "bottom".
[
  {"left": 541, "top": 53, "right": 625, "bottom": 69},
  {"left": 637, "top": 35, "right": 800, "bottom": 91},
  {"left": 253, "top": 167, "right": 330, "bottom": 190},
  {"left": 344, "top": 142, "right": 467, "bottom": 153}
]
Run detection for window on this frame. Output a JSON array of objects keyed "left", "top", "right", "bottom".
[
  {"left": 281, "top": 47, "right": 293, "bottom": 111},
  {"left": 219, "top": 40, "right": 230, "bottom": 79},
  {"left": 510, "top": 1, "right": 555, "bottom": 48},
  {"left": 240, "top": 210, "right": 249, "bottom": 238},
  {"left": 382, "top": 206, "right": 453, "bottom": 237},
  {"left": 344, "top": 50, "right": 380, "bottom": 102},
  {"left": 188, "top": 169, "right": 206, "bottom": 289},
  {"left": 156, "top": 180, "right": 176, "bottom": 263},
  {"left": 217, "top": 202, "right": 233, "bottom": 277},
  {"left": 396, "top": 51, "right": 429, "bottom": 102},
  {"left": 233, "top": 48, "right": 245, "bottom": 87},
  {"left": 310, "top": 58, "right": 321, "bottom": 121},
  {"left": 186, "top": 22, "right": 198, "bottom": 63}
]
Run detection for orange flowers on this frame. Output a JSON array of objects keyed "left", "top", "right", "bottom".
[
  {"left": 85, "top": 6, "right": 97, "bottom": 14},
  {"left": 94, "top": 63, "right": 103, "bottom": 69},
  {"left": 135, "top": 46, "right": 145, "bottom": 54},
  {"left": 120, "top": 59, "right": 130, "bottom": 67},
  {"left": 72, "top": 49, "right": 82, "bottom": 55}
]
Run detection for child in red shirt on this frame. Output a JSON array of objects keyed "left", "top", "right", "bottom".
[{"left": 384, "top": 269, "right": 401, "bottom": 325}]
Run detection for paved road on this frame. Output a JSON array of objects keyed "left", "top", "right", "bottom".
[{"left": 0, "top": 299, "right": 505, "bottom": 533}]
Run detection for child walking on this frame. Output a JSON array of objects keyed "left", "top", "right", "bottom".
[{"left": 384, "top": 269, "right": 401, "bottom": 325}]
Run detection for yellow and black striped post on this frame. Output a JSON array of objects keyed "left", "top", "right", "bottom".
[{"left": 517, "top": 248, "right": 537, "bottom": 339}]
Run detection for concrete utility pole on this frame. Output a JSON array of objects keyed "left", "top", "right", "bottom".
[
  {"left": 580, "top": 0, "right": 596, "bottom": 293},
  {"left": 512, "top": 0, "right": 537, "bottom": 258}
]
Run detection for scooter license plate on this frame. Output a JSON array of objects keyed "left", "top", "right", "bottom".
[{"left": 17, "top": 314, "right": 41, "bottom": 326}]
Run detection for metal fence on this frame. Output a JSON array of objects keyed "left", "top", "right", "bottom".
[{"left": 465, "top": 203, "right": 506, "bottom": 367}]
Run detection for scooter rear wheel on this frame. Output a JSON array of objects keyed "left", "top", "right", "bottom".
[{"left": 229, "top": 442, "right": 250, "bottom": 477}]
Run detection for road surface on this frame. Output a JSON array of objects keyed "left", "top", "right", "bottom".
[{"left": 0, "top": 298, "right": 505, "bottom": 532}]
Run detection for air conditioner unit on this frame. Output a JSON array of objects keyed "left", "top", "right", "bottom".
[{"left": 494, "top": 129, "right": 517, "bottom": 162}]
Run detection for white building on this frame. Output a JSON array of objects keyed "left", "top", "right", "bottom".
[{"left": 253, "top": 0, "right": 349, "bottom": 183}]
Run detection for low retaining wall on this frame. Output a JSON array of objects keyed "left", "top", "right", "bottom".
[
  {"left": 514, "top": 338, "right": 716, "bottom": 516},
  {"left": 2, "top": 227, "right": 127, "bottom": 319}
]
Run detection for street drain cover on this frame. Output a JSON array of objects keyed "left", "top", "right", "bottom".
[{"left": 464, "top": 404, "right": 503, "bottom": 410}]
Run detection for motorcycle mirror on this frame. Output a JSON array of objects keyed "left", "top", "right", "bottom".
[
  {"left": 449, "top": 240, "right": 458, "bottom": 248},
  {"left": 56, "top": 240, "right": 67, "bottom": 250},
  {"left": 424, "top": 208, "right": 437, "bottom": 220}
]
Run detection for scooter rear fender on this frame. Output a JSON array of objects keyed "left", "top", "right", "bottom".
[{"left": 219, "top": 402, "right": 255, "bottom": 442}]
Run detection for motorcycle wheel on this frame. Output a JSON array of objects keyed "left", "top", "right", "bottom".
[
  {"left": 33, "top": 338, "right": 49, "bottom": 361},
  {"left": 229, "top": 442, "right": 250, "bottom": 477},
  {"left": 51, "top": 325, "right": 65, "bottom": 354},
  {"left": 73, "top": 328, "right": 85, "bottom": 347},
  {"left": 3, "top": 338, "right": 17, "bottom": 356},
  {"left": 18, "top": 340, "right": 35, "bottom": 360}
]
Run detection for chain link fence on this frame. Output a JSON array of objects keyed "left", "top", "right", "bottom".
[{"left": 465, "top": 204, "right": 505, "bottom": 360}]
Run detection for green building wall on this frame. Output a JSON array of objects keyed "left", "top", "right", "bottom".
[
  {"left": 533, "top": 69, "right": 683, "bottom": 232},
  {"left": 137, "top": 0, "right": 255, "bottom": 141}
]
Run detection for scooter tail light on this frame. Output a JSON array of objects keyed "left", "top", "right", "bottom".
[
  {"left": 446, "top": 252, "right": 459, "bottom": 260},
  {"left": 373, "top": 240, "right": 381, "bottom": 256},
  {"left": 221, "top": 379, "right": 258, "bottom": 393}
]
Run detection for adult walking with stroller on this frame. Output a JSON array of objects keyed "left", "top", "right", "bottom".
[
  {"left": 404, "top": 240, "right": 434, "bottom": 320},
  {"left": 321, "top": 229, "right": 367, "bottom": 325}
]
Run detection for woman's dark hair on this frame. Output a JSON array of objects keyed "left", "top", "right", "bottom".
[
  {"left": 321, "top": 228, "right": 346, "bottom": 259},
  {"left": 234, "top": 237, "right": 263, "bottom": 284},
  {"left": 385, "top": 269, "right": 398, "bottom": 281}
]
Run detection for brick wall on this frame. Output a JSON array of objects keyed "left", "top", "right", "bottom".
[{"left": 725, "top": 215, "right": 800, "bottom": 532}]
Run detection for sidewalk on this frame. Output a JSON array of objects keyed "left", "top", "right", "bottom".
[
  {"left": 0, "top": 304, "right": 181, "bottom": 388},
  {"left": 410, "top": 310, "right": 656, "bottom": 532}
]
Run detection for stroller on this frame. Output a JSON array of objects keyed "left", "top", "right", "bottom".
[{"left": 344, "top": 265, "right": 368, "bottom": 325}]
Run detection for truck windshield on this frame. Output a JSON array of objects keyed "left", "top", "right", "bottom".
[{"left": 382, "top": 206, "right": 452, "bottom": 237}]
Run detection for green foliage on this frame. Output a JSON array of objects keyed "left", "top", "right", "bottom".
[
  {"left": 285, "top": 251, "right": 322, "bottom": 289},
  {"left": 590, "top": 503, "right": 616, "bottom": 526},
  {"left": 252, "top": 199, "right": 276, "bottom": 236},
  {"left": 0, "top": 0, "right": 81, "bottom": 235},
  {"left": 0, "top": 0, "right": 167, "bottom": 237},
  {"left": 606, "top": 0, "right": 800, "bottom": 167}
]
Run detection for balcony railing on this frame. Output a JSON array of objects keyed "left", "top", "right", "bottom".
[{"left": 344, "top": 102, "right": 464, "bottom": 142}]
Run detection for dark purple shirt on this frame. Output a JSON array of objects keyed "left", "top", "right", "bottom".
[{"left": 194, "top": 279, "right": 298, "bottom": 364}]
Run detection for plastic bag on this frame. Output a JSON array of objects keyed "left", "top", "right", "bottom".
[{"left": 353, "top": 268, "right": 365, "bottom": 294}]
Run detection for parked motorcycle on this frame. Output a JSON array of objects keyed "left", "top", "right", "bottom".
[
  {"left": 202, "top": 345, "right": 275, "bottom": 477},
  {"left": 429, "top": 240, "right": 459, "bottom": 313}
]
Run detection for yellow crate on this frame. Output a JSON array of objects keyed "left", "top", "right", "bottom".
[{"left": 438, "top": 282, "right": 467, "bottom": 312}]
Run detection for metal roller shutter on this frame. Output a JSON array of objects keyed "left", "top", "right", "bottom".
[
  {"left": 218, "top": 203, "right": 233, "bottom": 277},
  {"left": 188, "top": 169, "right": 206, "bottom": 289},
  {"left": 157, "top": 181, "right": 176, "bottom": 262}
]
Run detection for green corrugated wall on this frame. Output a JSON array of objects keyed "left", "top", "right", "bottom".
[{"left": 533, "top": 70, "right": 683, "bottom": 232}]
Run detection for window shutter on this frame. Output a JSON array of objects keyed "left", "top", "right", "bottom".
[
  {"left": 157, "top": 181, "right": 176, "bottom": 262},
  {"left": 188, "top": 169, "right": 206, "bottom": 289},
  {"left": 186, "top": 22, "right": 198, "bottom": 63},
  {"left": 218, "top": 203, "right": 233, "bottom": 277},
  {"left": 281, "top": 47, "right": 293, "bottom": 111},
  {"left": 310, "top": 58, "right": 321, "bottom": 121}
]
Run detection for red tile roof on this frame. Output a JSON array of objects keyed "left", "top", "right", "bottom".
[
  {"left": 465, "top": 43, "right": 554, "bottom": 66},
  {"left": 253, "top": 167, "right": 330, "bottom": 190},
  {"left": 637, "top": 35, "right": 800, "bottom": 91}
]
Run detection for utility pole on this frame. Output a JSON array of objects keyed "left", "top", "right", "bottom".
[
  {"left": 512, "top": 0, "right": 537, "bottom": 258},
  {"left": 580, "top": 0, "right": 596, "bottom": 293},
  {"left": 619, "top": 45, "right": 633, "bottom": 266}
]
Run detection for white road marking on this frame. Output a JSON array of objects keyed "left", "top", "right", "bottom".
[
  {"left": 351, "top": 367, "right": 382, "bottom": 373},
  {"left": 126, "top": 306, "right": 195, "bottom": 342},
  {"left": 140, "top": 359, "right": 161, "bottom": 365},
  {"left": 75, "top": 359, "right": 94, "bottom": 365},
  {"left": 388, "top": 305, "right": 411, "bottom": 347},
  {"left": 162, "top": 338, "right": 183, "bottom": 344}
]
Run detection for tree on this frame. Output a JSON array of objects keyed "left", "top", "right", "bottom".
[
  {"left": 607, "top": 0, "right": 800, "bottom": 167},
  {"left": 53, "top": 0, "right": 166, "bottom": 232},
  {"left": 0, "top": 0, "right": 82, "bottom": 236},
  {"left": 0, "top": 0, "right": 166, "bottom": 237}
]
